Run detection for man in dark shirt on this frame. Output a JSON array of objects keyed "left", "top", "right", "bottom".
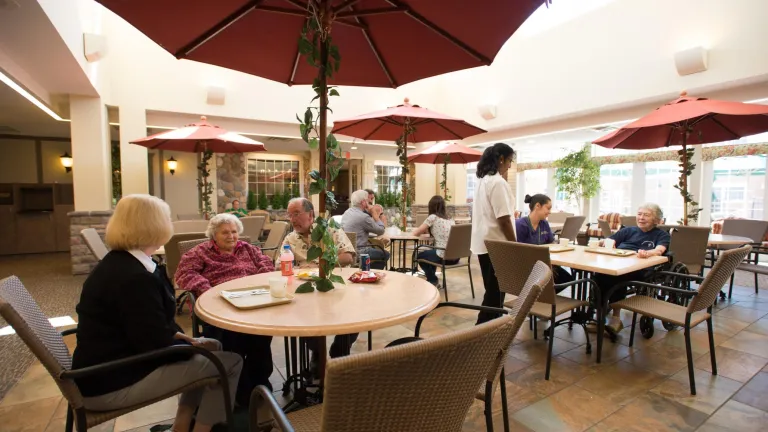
[{"left": 596, "top": 204, "right": 670, "bottom": 332}]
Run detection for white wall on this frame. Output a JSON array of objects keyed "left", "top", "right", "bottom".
[
  {"left": 0, "top": 139, "right": 37, "bottom": 183},
  {"left": 161, "top": 150, "right": 200, "bottom": 218}
]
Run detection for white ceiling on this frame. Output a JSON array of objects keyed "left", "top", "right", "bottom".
[{"left": 0, "top": 78, "right": 70, "bottom": 137}]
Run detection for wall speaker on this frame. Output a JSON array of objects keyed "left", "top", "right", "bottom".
[
  {"left": 674, "top": 46, "right": 708, "bottom": 76},
  {"left": 83, "top": 33, "right": 107, "bottom": 63},
  {"left": 206, "top": 86, "right": 226, "bottom": 105},
  {"left": 478, "top": 104, "right": 497, "bottom": 120}
]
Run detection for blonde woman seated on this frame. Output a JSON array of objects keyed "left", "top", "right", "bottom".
[
  {"left": 175, "top": 213, "right": 274, "bottom": 406},
  {"left": 73, "top": 195, "right": 242, "bottom": 432}
]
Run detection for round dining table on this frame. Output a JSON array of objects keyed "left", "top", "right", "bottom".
[{"left": 707, "top": 234, "right": 754, "bottom": 246}]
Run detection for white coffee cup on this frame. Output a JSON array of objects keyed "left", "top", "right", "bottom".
[
  {"left": 603, "top": 238, "right": 616, "bottom": 249},
  {"left": 269, "top": 276, "right": 288, "bottom": 298},
  {"left": 559, "top": 238, "right": 569, "bottom": 246}
]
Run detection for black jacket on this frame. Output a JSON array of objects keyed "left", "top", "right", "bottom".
[{"left": 72, "top": 250, "right": 189, "bottom": 397}]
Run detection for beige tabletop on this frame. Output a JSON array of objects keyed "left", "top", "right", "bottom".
[
  {"left": 388, "top": 234, "right": 433, "bottom": 241},
  {"left": 550, "top": 245, "right": 667, "bottom": 276},
  {"left": 708, "top": 234, "right": 754, "bottom": 246},
  {"left": 194, "top": 268, "right": 441, "bottom": 337}
]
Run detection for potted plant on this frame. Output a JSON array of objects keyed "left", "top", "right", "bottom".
[
  {"left": 247, "top": 189, "right": 257, "bottom": 211},
  {"left": 258, "top": 190, "right": 268, "bottom": 210},
  {"left": 554, "top": 144, "right": 600, "bottom": 214}
]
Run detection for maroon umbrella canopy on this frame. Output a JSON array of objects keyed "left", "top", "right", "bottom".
[
  {"left": 332, "top": 98, "right": 487, "bottom": 141},
  {"left": 95, "top": 0, "right": 548, "bottom": 88},
  {"left": 407, "top": 141, "right": 483, "bottom": 164},
  {"left": 132, "top": 116, "right": 267, "bottom": 153}
]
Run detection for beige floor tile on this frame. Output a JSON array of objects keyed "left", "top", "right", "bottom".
[
  {"left": 553, "top": 325, "right": 591, "bottom": 345},
  {"left": 588, "top": 392, "right": 708, "bottom": 432},
  {"left": 653, "top": 327, "right": 728, "bottom": 356},
  {"left": 502, "top": 354, "right": 530, "bottom": 375},
  {"left": 113, "top": 397, "right": 179, "bottom": 432},
  {"left": 44, "top": 416, "right": 115, "bottom": 432},
  {"left": 720, "top": 330, "right": 768, "bottom": 358},
  {"left": 624, "top": 342, "right": 691, "bottom": 376},
  {"left": 742, "top": 318, "right": 768, "bottom": 336},
  {"left": 731, "top": 299, "right": 768, "bottom": 312},
  {"left": 615, "top": 318, "right": 669, "bottom": 349},
  {"left": 714, "top": 306, "right": 768, "bottom": 324},
  {"left": 509, "top": 338, "right": 579, "bottom": 364},
  {"left": 506, "top": 356, "right": 595, "bottom": 398},
  {"left": 650, "top": 368, "right": 742, "bottom": 415},
  {"left": 693, "top": 346, "right": 768, "bottom": 383},
  {"left": 575, "top": 361, "right": 666, "bottom": 406},
  {"left": 691, "top": 316, "right": 751, "bottom": 337},
  {"left": 0, "top": 396, "right": 59, "bottom": 432},
  {"left": 559, "top": 341, "right": 634, "bottom": 371},
  {"left": 732, "top": 371, "right": 768, "bottom": 412},
  {"left": 513, "top": 386, "right": 619, "bottom": 432},
  {"left": 0, "top": 364, "right": 62, "bottom": 408},
  {"left": 462, "top": 399, "right": 534, "bottom": 432},
  {"left": 696, "top": 400, "right": 768, "bottom": 432},
  {"left": 52, "top": 397, "right": 67, "bottom": 419}
]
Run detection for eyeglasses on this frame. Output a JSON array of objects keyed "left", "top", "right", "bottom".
[{"left": 288, "top": 211, "right": 306, "bottom": 219}]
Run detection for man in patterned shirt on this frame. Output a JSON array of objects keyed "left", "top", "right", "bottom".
[{"left": 283, "top": 197, "right": 359, "bottom": 368}]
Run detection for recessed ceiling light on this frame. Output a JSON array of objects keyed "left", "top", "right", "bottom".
[{"left": 0, "top": 70, "right": 64, "bottom": 121}]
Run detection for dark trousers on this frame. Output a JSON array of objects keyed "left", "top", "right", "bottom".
[
  {"left": 307, "top": 333, "right": 359, "bottom": 359},
  {"left": 201, "top": 323, "right": 273, "bottom": 406},
  {"left": 593, "top": 269, "right": 652, "bottom": 311},
  {"left": 553, "top": 265, "right": 574, "bottom": 292},
  {"left": 477, "top": 253, "right": 504, "bottom": 325},
  {"left": 417, "top": 249, "right": 459, "bottom": 284}
]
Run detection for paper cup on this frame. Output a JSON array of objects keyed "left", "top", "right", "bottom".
[
  {"left": 269, "top": 276, "right": 287, "bottom": 298},
  {"left": 588, "top": 240, "right": 599, "bottom": 248},
  {"left": 559, "top": 238, "right": 569, "bottom": 246},
  {"left": 603, "top": 238, "right": 616, "bottom": 249}
]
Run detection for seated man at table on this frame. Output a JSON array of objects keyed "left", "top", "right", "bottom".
[
  {"left": 342, "top": 189, "right": 390, "bottom": 269},
  {"left": 224, "top": 199, "right": 249, "bottom": 218},
  {"left": 283, "top": 197, "right": 359, "bottom": 365},
  {"left": 175, "top": 213, "right": 275, "bottom": 406},
  {"left": 596, "top": 203, "right": 671, "bottom": 332}
]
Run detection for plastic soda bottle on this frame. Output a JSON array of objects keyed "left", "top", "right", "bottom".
[{"left": 280, "top": 245, "right": 294, "bottom": 276}]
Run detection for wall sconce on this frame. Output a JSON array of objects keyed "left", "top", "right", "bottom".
[
  {"left": 60, "top": 152, "right": 73, "bottom": 173},
  {"left": 167, "top": 157, "right": 178, "bottom": 175}
]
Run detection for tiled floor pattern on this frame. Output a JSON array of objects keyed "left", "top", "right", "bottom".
[{"left": 1, "top": 253, "right": 768, "bottom": 431}]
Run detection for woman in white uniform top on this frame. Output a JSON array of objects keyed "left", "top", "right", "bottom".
[{"left": 471, "top": 143, "right": 517, "bottom": 324}]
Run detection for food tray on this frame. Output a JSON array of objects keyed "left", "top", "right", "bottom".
[
  {"left": 584, "top": 248, "right": 635, "bottom": 257},
  {"left": 220, "top": 286, "right": 294, "bottom": 310}
]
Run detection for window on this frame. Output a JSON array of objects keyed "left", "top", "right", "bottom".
[
  {"left": 247, "top": 159, "right": 300, "bottom": 200},
  {"left": 374, "top": 165, "right": 402, "bottom": 195},
  {"left": 521, "top": 169, "right": 549, "bottom": 216},
  {"left": 466, "top": 162, "right": 477, "bottom": 203},
  {"left": 711, "top": 155, "right": 766, "bottom": 220},
  {"left": 645, "top": 161, "right": 683, "bottom": 224},
  {"left": 599, "top": 163, "right": 633, "bottom": 215}
]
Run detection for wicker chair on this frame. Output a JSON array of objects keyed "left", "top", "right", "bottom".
[
  {"left": 0, "top": 276, "right": 233, "bottom": 432},
  {"left": 485, "top": 240, "right": 597, "bottom": 380},
  {"left": 710, "top": 219, "right": 768, "bottom": 297},
  {"left": 558, "top": 216, "right": 586, "bottom": 242},
  {"left": 260, "top": 221, "right": 290, "bottom": 262},
  {"left": 164, "top": 232, "right": 208, "bottom": 281},
  {"left": 249, "top": 209, "right": 271, "bottom": 224},
  {"left": 172, "top": 220, "right": 209, "bottom": 234},
  {"left": 668, "top": 226, "right": 711, "bottom": 276},
  {"left": 620, "top": 215, "right": 637, "bottom": 228},
  {"left": 597, "top": 219, "right": 614, "bottom": 238},
  {"left": 586, "top": 212, "right": 621, "bottom": 242},
  {"left": 177, "top": 213, "right": 203, "bottom": 220},
  {"left": 604, "top": 245, "right": 752, "bottom": 395},
  {"left": 251, "top": 310, "right": 520, "bottom": 432},
  {"left": 412, "top": 224, "right": 475, "bottom": 301},
  {"left": 240, "top": 216, "right": 266, "bottom": 243},
  {"left": 80, "top": 228, "right": 109, "bottom": 261}
]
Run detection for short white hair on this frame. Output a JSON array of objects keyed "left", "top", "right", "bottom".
[
  {"left": 351, "top": 189, "right": 369, "bottom": 208},
  {"left": 205, "top": 213, "right": 243, "bottom": 238},
  {"left": 638, "top": 203, "right": 664, "bottom": 224}
]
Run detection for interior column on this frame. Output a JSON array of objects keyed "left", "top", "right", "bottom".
[
  {"left": 69, "top": 95, "right": 112, "bottom": 211},
  {"left": 118, "top": 105, "right": 149, "bottom": 195}
]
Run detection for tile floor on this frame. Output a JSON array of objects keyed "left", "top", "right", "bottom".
[{"left": 1, "top": 253, "right": 768, "bottom": 431}]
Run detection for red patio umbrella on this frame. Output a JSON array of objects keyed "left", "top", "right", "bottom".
[
  {"left": 407, "top": 142, "right": 483, "bottom": 199},
  {"left": 132, "top": 116, "right": 267, "bottom": 216},
  {"left": 594, "top": 92, "right": 768, "bottom": 224},
  {"left": 333, "top": 98, "right": 486, "bottom": 227}
]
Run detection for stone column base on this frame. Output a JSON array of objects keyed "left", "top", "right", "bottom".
[{"left": 69, "top": 210, "right": 113, "bottom": 275}]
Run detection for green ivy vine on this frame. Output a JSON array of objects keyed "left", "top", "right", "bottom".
[
  {"left": 395, "top": 121, "right": 415, "bottom": 229},
  {"left": 675, "top": 146, "right": 702, "bottom": 224},
  {"left": 197, "top": 149, "right": 214, "bottom": 218},
  {"left": 439, "top": 154, "right": 452, "bottom": 201},
  {"left": 294, "top": 10, "right": 345, "bottom": 293}
]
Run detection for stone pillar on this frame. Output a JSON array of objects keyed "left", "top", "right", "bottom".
[
  {"left": 69, "top": 210, "right": 112, "bottom": 275},
  {"left": 70, "top": 96, "right": 112, "bottom": 211},
  {"left": 119, "top": 106, "right": 149, "bottom": 195},
  {"left": 216, "top": 154, "right": 247, "bottom": 213}
]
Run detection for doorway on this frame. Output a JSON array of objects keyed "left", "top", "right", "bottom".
[{"left": 330, "top": 158, "right": 362, "bottom": 216}]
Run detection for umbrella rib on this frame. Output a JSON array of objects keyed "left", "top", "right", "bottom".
[
  {"left": 364, "top": 121, "right": 388, "bottom": 141},
  {"left": 428, "top": 119, "right": 464, "bottom": 139},
  {"left": 342, "top": 4, "right": 397, "bottom": 88},
  {"left": 283, "top": 0, "right": 310, "bottom": 9},
  {"left": 384, "top": 0, "right": 491, "bottom": 65},
  {"left": 259, "top": 6, "right": 309, "bottom": 16},
  {"left": 175, "top": 0, "right": 265, "bottom": 58},
  {"left": 336, "top": 6, "right": 406, "bottom": 18},
  {"left": 288, "top": 15, "right": 309, "bottom": 85},
  {"left": 332, "top": 0, "right": 362, "bottom": 13},
  {"left": 709, "top": 117, "right": 741, "bottom": 141}
]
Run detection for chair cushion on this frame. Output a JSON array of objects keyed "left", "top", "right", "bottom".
[
  {"left": 737, "top": 263, "right": 768, "bottom": 275},
  {"left": 286, "top": 404, "right": 323, "bottom": 431},
  {"left": 612, "top": 296, "right": 710, "bottom": 327},
  {"left": 504, "top": 295, "right": 589, "bottom": 319}
]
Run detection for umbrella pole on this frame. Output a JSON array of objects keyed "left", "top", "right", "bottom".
[
  {"left": 681, "top": 133, "right": 689, "bottom": 225},
  {"left": 401, "top": 126, "right": 408, "bottom": 231},
  {"left": 443, "top": 159, "right": 448, "bottom": 200},
  {"left": 316, "top": 5, "right": 330, "bottom": 279}
]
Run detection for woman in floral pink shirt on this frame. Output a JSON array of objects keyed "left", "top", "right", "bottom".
[{"left": 175, "top": 213, "right": 274, "bottom": 406}]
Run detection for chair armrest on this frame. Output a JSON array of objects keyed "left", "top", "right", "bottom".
[
  {"left": 604, "top": 281, "right": 698, "bottom": 307},
  {"left": 414, "top": 302, "right": 506, "bottom": 337},
  {"left": 61, "top": 327, "right": 78, "bottom": 337},
  {"left": 59, "top": 345, "right": 223, "bottom": 380},
  {"left": 554, "top": 278, "right": 602, "bottom": 305},
  {"left": 655, "top": 271, "right": 705, "bottom": 283},
  {"left": 250, "top": 385, "right": 294, "bottom": 432},
  {"left": 260, "top": 246, "right": 278, "bottom": 252}
]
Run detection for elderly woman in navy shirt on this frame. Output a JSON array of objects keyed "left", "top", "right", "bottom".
[
  {"left": 597, "top": 203, "right": 671, "bottom": 333},
  {"left": 515, "top": 194, "right": 574, "bottom": 286}
]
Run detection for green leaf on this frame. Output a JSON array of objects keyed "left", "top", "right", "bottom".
[
  {"left": 315, "top": 278, "right": 335, "bottom": 292},
  {"left": 329, "top": 274, "right": 345, "bottom": 284},
  {"left": 306, "top": 245, "right": 322, "bottom": 261},
  {"left": 329, "top": 88, "right": 340, "bottom": 97},
  {"left": 308, "top": 137, "right": 319, "bottom": 150},
  {"left": 295, "top": 282, "right": 315, "bottom": 294},
  {"left": 304, "top": 108, "right": 312, "bottom": 125},
  {"left": 309, "top": 181, "right": 324, "bottom": 196},
  {"left": 308, "top": 169, "right": 321, "bottom": 181},
  {"left": 298, "top": 38, "right": 314, "bottom": 55},
  {"left": 329, "top": 217, "right": 340, "bottom": 229},
  {"left": 327, "top": 133, "right": 339, "bottom": 150},
  {"left": 311, "top": 224, "right": 325, "bottom": 242}
]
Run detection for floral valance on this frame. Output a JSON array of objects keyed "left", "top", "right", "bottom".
[{"left": 517, "top": 143, "right": 768, "bottom": 172}]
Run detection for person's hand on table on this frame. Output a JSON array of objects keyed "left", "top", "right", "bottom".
[{"left": 637, "top": 249, "right": 660, "bottom": 259}]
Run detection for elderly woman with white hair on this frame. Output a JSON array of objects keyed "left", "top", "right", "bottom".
[
  {"left": 175, "top": 212, "right": 274, "bottom": 407},
  {"left": 73, "top": 195, "right": 242, "bottom": 432},
  {"left": 596, "top": 203, "right": 671, "bottom": 333}
]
